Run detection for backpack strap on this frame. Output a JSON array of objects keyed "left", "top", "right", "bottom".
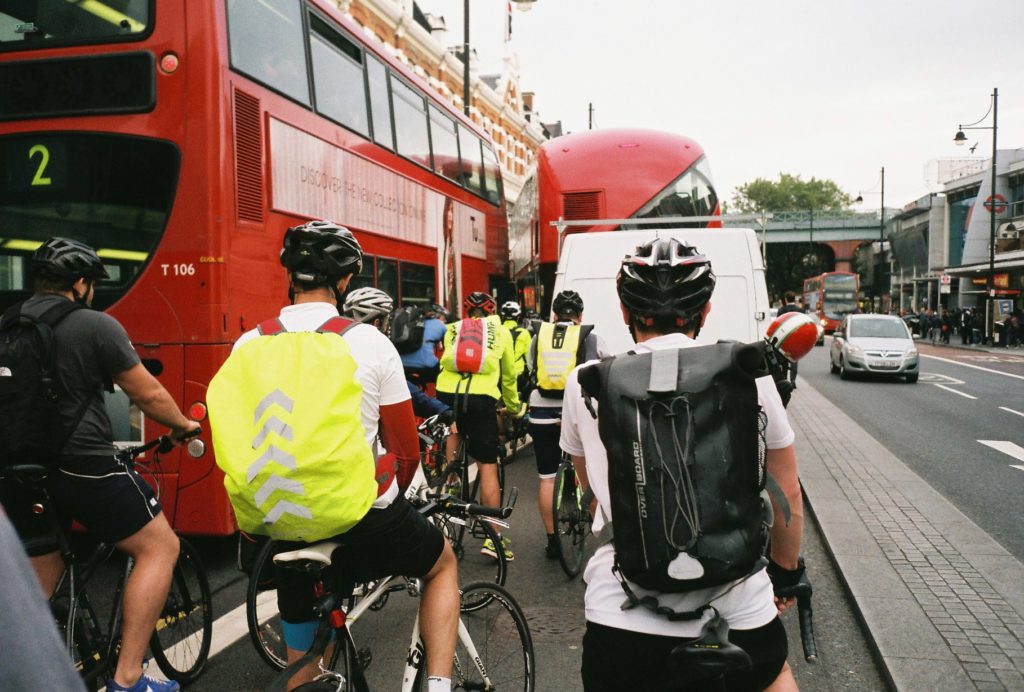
[
  {"left": 317, "top": 315, "right": 356, "bottom": 336},
  {"left": 257, "top": 318, "right": 287, "bottom": 336}
]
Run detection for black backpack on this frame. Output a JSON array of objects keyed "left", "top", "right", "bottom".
[
  {"left": 389, "top": 306, "right": 427, "bottom": 354},
  {"left": 577, "top": 341, "right": 772, "bottom": 597},
  {"left": 0, "top": 300, "right": 85, "bottom": 467}
]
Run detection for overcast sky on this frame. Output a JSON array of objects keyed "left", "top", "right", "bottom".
[{"left": 421, "top": 0, "right": 1024, "bottom": 212}]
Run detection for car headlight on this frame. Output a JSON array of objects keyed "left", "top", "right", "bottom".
[
  {"left": 906, "top": 347, "right": 918, "bottom": 357},
  {"left": 847, "top": 344, "right": 863, "bottom": 356}
]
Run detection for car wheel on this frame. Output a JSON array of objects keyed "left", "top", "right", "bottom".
[
  {"left": 816, "top": 336, "right": 824, "bottom": 346},
  {"left": 905, "top": 373, "right": 919, "bottom": 384},
  {"left": 839, "top": 358, "right": 850, "bottom": 380}
]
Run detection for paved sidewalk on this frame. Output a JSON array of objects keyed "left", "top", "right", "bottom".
[{"left": 788, "top": 383, "right": 1024, "bottom": 691}]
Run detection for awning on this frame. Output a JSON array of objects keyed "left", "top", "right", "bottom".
[{"left": 944, "top": 251, "right": 1024, "bottom": 276}]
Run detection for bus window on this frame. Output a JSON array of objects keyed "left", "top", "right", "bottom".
[
  {"left": 400, "top": 262, "right": 436, "bottom": 306},
  {"left": 0, "top": 1, "right": 152, "bottom": 50},
  {"left": 227, "top": 0, "right": 309, "bottom": 106},
  {"left": 391, "top": 78, "right": 430, "bottom": 168},
  {"left": 482, "top": 144, "right": 503, "bottom": 206},
  {"left": 309, "top": 15, "right": 368, "bottom": 137},
  {"left": 366, "top": 55, "right": 393, "bottom": 150},
  {"left": 0, "top": 133, "right": 179, "bottom": 312},
  {"left": 429, "top": 105, "right": 460, "bottom": 183},
  {"left": 458, "top": 126, "right": 483, "bottom": 195},
  {"left": 633, "top": 156, "right": 718, "bottom": 222},
  {"left": 377, "top": 257, "right": 398, "bottom": 298}
]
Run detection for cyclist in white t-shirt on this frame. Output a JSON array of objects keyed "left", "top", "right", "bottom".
[
  {"left": 560, "top": 238, "right": 803, "bottom": 691},
  {"left": 232, "top": 222, "right": 458, "bottom": 692}
]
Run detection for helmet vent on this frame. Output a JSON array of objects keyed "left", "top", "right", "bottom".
[{"left": 234, "top": 89, "right": 264, "bottom": 223}]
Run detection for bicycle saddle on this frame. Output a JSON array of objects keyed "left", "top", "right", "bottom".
[
  {"left": 667, "top": 613, "right": 752, "bottom": 685},
  {"left": 273, "top": 541, "right": 341, "bottom": 569}
]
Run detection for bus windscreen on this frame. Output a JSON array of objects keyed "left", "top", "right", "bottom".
[
  {"left": 0, "top": 1, "right": 151, "bottom": 49},
  {"left": 0, "top": 133, "right": 179, "bottom": 311}
]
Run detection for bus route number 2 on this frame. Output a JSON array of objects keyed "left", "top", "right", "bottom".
[{"left": 162, "top": 263, "right": 196, "bottom": 277}]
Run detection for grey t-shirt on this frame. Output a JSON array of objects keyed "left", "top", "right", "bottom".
[{"left": 21, "top": 294, "right": 140, "bottom": 457}]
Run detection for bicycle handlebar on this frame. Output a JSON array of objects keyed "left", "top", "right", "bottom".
[
  {"left": 118, "top": 427, "right": 202, "bottom": 461},
  {"left": 774, "top": 557, "right": 817, "bottom": 662},
  {"left": 424, "top": 486, "right": 518, "bottom": 520}
]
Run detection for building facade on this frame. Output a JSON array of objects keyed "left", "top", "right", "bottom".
[{"left": 335, "top": 0, "right": 551, "bottom": 203}]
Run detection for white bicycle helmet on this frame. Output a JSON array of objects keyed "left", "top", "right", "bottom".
[{"left": 344, "top": 287, "right": 394, "bottom": 322}]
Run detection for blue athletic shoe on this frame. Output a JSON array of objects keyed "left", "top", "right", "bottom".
[{"left": 106, "top": 672, "right": 181, "bottom": 692}]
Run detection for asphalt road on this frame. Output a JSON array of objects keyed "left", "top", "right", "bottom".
[
  {"left": 178, "top": 443, "right": 886, "bottom": 691},
  {"left": 799, "top": 338, "right": 1024, "bottom": 562}
]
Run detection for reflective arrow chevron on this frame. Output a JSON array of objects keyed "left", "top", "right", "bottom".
[
  {"left": 247, "top": 445, "right": 297, "bottom": 483},
  {"left": 254, "top": 389, "right": 294, "bottom": 424},
  {"left": 254, "top": 474, "right": 305, "bottom": 506},
  {"left": 251, "top": 415, "right": 294, "bottom": 450},
  {"left": 263, "top": 500, "right": 313, "bottom": 524}
]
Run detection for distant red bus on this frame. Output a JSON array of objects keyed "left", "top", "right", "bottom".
[
  {"left": 0, "top": 0, "right": 508, "bottom": 535},
  {"left": 509, "top": 128, "right": 721, "bottom": 316},
  {"left": 803, "top": 272, "right": 859, "bottom": 333}
]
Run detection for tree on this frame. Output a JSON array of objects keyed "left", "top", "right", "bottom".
[
  {"left": 730, "top": 173, "right": 852, "bottom": 299},
  {"left": 731, "top": 173, "right": 851, "bottom": 213}
]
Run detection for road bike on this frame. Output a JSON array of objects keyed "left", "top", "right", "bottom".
[
  {"left": 246, "top": 447, "right": 516, "bottom": 672},
  {"left": 3, "top": 433, "right": 212, "bottom": 690},
  {"left": 263, "top": 492, "right": 535, "bottom": 691},
  {"left": 551, "top": 454, "right": 591, "bottom": 578}
]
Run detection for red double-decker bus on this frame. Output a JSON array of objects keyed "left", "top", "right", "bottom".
[
  {"left": 803, "top": 272, "right": 859, "bottom": 334},
  {"left": 0, "top": 1, "right": 508, "bottom": 535},
  {"left": 509, "top": 128, "right": 721, "bottom": 316}
]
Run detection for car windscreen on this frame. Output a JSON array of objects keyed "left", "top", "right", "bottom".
[{"left": 849, "top": 319, "right": 909, "bottom": 339}]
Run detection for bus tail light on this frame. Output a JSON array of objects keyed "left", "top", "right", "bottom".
[
  {"left": 189, "top": 401, "right": 208, "bottom": 421},
  {"left": 159, "top": 52, "right": 180, "bottom": 74},
  {"left": 187, "top": 438, "right": 206, "bottom": 459}
]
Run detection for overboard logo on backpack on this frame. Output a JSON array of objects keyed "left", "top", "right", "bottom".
[{"left": 454, "top": 318, "right": 490, "bottom": 373}]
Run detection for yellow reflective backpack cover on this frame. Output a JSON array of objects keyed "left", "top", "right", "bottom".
[
  {"left": 208, "top": 318, "right": 377, "bottom": 542},
  {"left": 535, "top": 322, "right": 592, "bottom": 398}
]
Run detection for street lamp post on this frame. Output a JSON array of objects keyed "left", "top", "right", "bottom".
[
  {"left": 855, "top": 166, "right": 886, "bottom": 313},
  {"left": 461, "top": 1, "right": 537, "bottom": 117},
  {"left": 954, "top": 87, "right": 999, "bottom": 345}
]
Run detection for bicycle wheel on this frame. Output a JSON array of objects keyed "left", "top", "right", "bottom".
[
  {"left": 150, "top": 536, "right": 213, "bottom": 684},
  {"left": 439, "top": 515, "right": 507, "bottom": 611},
  {"left": 246, "top": 538, "right": 288, "bottom": 670},
  {"left": 449, "top": 581, "right": 535, "bottom": 692},
  {"left": 553, "top": 461, "right": 588, "bottom": 578}
]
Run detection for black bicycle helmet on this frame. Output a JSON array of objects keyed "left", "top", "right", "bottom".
[
  {"left": 280, "top": 220, "right": 362, "bottom": 285},
  {"left": 463, "top": 291, "right": 496, "bottom": 315},
  {"left": 32, "top": 237, "right": 109, "bottom": 282},
  {"left": 552, "top": 290, "right": 584, "bottom": 317},
  {"left": 617, "top": 237, "right": 716, "bottom": 326},
  {"left": 500, "top": 300, "right": 522, "bottom": 320}
]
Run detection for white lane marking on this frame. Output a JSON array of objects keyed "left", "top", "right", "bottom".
[
  {"left": 920, "top": 354, "right": 1024, "bottom": 381},
  {"left": 918, "top": 373, "right": 965, "bottom": 385},
  {"left": 1013, "top": 466, "right": 1024, "bottom": 473},
  {"left": 999, "top": 406, "right": 1024, "bottom": 418},
  {"left": 934, "top": 383, "right": 977, "bottom": 399},
  {"left": 979, "top": 440, "right": 1024, "bottom": 463}
]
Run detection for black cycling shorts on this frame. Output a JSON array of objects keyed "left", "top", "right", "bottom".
[
  {"left": 0, "top": 454, "right": 162, "bottom": 557},
  {"left": 275, "top": 497, "right": 445, "bottom": 624},
  {"left": 581, "top": 618, "right": 788, "bottom": 691},
  {"left": 527, "top": 420, "right": 562, "bottom": 477},
  {"left": 436, "top": 392, "right": 500, "bottom": 463}
]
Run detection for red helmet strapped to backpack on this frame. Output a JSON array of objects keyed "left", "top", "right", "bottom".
[
  {"left": 463, "top": 291, "right": 496, "bottom": 316},
  {"left": 765, "top": 312, "right": 822, "bottom": 362}
]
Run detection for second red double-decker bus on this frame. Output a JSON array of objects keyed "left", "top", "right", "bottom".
[
  {"left": 803, "top": 272, "right": 860, "bottom": 334},
  {"left": 0, "top": 0, "right": 508, "bottom": 535},
  {"left": 509, "top": 128, "right": 721, "bottom": 316}
]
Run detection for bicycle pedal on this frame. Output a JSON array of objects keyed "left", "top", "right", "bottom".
[{"left": 357, "top": 647, "right": 372, "bottom": 670}]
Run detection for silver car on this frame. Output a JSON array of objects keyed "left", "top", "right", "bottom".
[{"left": 829, "top": 314, "right": 920, "bottom": 383}]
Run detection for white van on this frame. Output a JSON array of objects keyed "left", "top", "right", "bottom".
[{"left": 551, "top": 228, "right": 770, "bottom": 355}]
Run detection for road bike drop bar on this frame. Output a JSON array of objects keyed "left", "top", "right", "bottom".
[{"left": 774, "top": 557, "right": 817, "bottom": 662}]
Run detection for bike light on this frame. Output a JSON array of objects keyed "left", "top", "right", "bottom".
[
  {"left": 187, "top": 438, "right": 206, "bottom": 458},
  {"left": 159, "top": 52, "right": 180, "bottom": 74},
  {"left": 188, "top": 401, "right": 207, "bottom": 421}
]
